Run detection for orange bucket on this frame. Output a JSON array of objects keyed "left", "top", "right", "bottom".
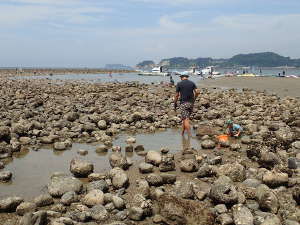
[{"left": 217, "top": 134, "right": 229, "bottom": 142}]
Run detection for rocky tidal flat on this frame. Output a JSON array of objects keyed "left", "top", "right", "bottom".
[{"left": 0, "top": 77, "right": 299, "bottom": 225}]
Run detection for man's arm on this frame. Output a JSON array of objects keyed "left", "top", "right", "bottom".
[
  {"left": 174, "top": 92, "right": 180, "bottom": 109},
  {"left": 194, "top": 88, "right": 200, "bottom": 102}
]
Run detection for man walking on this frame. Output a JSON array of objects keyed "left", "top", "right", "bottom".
[{"left": 174, "top": 74, "right": 200, "bottom": 136}]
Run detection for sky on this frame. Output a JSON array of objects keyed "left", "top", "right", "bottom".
[{"left": 0, "top": 0, "right": 300, "bottom": 67}]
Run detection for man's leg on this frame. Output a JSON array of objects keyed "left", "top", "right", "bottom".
[
  {"left": 184, "top": 118, "right": 191, "bottom": 137},
  {"left": 181, "top": 120, "right": 185, "bottom": 136}
]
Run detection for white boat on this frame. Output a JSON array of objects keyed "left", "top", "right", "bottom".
[
  {"left": 138, "top": 66, "right": 169, "bottom": 76},
  {"left": 201, "top": 66, "right": 220, "bottom": 76}
]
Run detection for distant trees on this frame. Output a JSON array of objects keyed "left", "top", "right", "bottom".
[{"left": 136, "top": 52, "right": 300, "bottom": 68}]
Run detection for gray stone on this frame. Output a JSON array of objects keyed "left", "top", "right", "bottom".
[
  {"left": 201, "top": 140, "right": 216, "bottom": 149},
  {"left": 82, "top": 189, "right": 104, "bottom": 207},
  {"left": 157, "top": 194, "right": 214, "bottom": 225},
  {"left": 216, "top": 214, "right": 233, "bottom": 225},
  {"left": 256, "top": 185, "right": 279, "bottom": 214},
  {"left": 34, "top": 194, "right": 54, "bottom": 207},
  {"left": 53, "top": 142, "right": 67, "bottom": 151},
  {"left": 109, "top": 153, "right": 130, "bottom": 170},
  {"left": 218, "top": 163, "right": 246, "bottom": 182},
  {"left": 70, "top": 158, "right": 94, "bottom": 177},
  {"left": 90, "top": 204, "right": 109, "bottom": 222},
  {"left": 209, "top": 184, "right": 238, "bottom": 204},
  {"left": 261, "top": 215, "right": 281, "bottom": 225},
  {"left": 214, "top": 204, "right": 227, "bottom": 214},
  {"left": 61, "top": 191, "right": 78, "bottom": 206},
  {"left": 96, "top": 145, "right": 109, "bottom": 153},
  {"left": 197, "top": 164, "right": 217, "bottom": 178},
  {"left": 138, "top": 162, "right": 154, "bottom": 173},
  {"left": 128, "top": 207, "right": 144, "bottom": 221},
  {"left": 284, "top": 220, "right": 300, "bottom": 225},
  {"left": 288, "top": 157, "right": 300, "bottom": 169},
  {"left": 0, "top": 171, "right": 12, "bottom": 182},
  {"left": 174, "top": 181, "right": 194, "bottom": 199},
  {"left": 180, "top": 158, "right": 199, "bottom": 172},
  {"left": 161, "top": 173, "right": 177, "bottom": 184},
  {"left": 232, "top": 204, "right": 254, "bottom": 225},
  {"left": 136, "top": 179, "right": 150, "bottom": 198},
  {"left": 134, "top": 145, "right": 145, "bottom": 152},
  {"left": 16, "top": 202, "right": 37, "bottom": 216},
  {"left": 0, "top": 196, "right": 23, "bottom": 212},
  {"left": 145, "top": 151, "right": 162, "bottom": 166},
  {"left": 48, "top": 175, "right": 83, "bottom": 197},
  {"left": 146, "top": 173, "right": 163, "bottom": 186},
  {"left": 19, "top": 211, "right": 47, "bottom": 225},
  {"left": 87, "top": 180, "right": 109, "bottom": 193},
  {"left": 109, "top": 167, "right": 129, "bottom": 189},
  {"left": 243, "top": 179, "right": 262, "bottom": 188},
  {"left": 97, "top": 120, "right": 107, "bottom": 130},
  {"left": 262, "top": 171, "right": 288, "bottom": 187},
  {"left": 112, "top": 195, "right": 125, "bottom": 209}
]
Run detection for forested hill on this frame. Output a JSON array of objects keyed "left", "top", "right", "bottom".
[{"left": 136, "top": 52, "right": 300, "bottom": 68}]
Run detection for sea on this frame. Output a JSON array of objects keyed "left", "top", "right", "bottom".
[{"left": 13, "top": 67, "right": 300, "bottom": 84}]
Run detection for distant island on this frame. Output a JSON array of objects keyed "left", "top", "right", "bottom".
[
  {"left": 136, "top": 52, "right": 300, "bottom": 69},
  {"left": 105, "top": 64, "right": 133, "bottom": 70}
]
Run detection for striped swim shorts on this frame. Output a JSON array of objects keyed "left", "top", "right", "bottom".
[{"left": 180, "top": 102, "right": 193, "bottom": 120}]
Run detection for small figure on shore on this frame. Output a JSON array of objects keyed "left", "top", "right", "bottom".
[
  {"left": 282, "top": 70, "right": 286, "bottom": 76},
  {"left": 109, "top": 72, "right": 112, "bottom": 78},
  {"left": 169, "top": 75, "right": 175, "bottom": 86},
  {"left": 225, "top": 120, "right": 243, "bottom": 138},
  {"left": 174, "top": 74, "right": 200, "bottom": 137},
  {"left": 259, "top": 69, "right": 262, "bottom": 74}
]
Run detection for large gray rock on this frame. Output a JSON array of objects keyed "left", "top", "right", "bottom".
[
  {"left": 201, "top": 140, "right": 216, "bottom": 149},
  {"left": 0, "top": 196, "right": 23, "bottom": 212},
  {"left": 70, "top": 158, "right": 94, "bottom": 177},
  {"left": 87, "top": 180, "right": 109, "bottom": 193},
  {"left": 109, "top": 153, "right": 130, "bottom": 170},
  {"left": 138, "top": 162, "right": 154, "bottom": 173},
  {"left": 16, "top": 202, "right": 37, "bottom": 216},
  {"left": 262, "top": 171, "right": 288, "bottom": 187},
  {"left": 157, "top": 194, "right": 215, "bottom": 225},
  {"left": 256, "top": 185, "right": 279, "bottom": 214},
  {"left": 159, "top": 154, "right": 175, "bottom": 172},
  {"left": 174, "top": 181, "right": 194, "bottom": 199},
  {"left": 34, "top": 194, "right": 54, "bottom": 207},
  {"left": 128, "top": 206, "right": 144, "bottom": 221},
  {"left": 145, "top": 151, "right": 162, "bottom": 166},
  {"left": 82, "top": 189, "right": 104, "bottom": 207},
  {"left": 19, "top": 211, "right": 47, "bottom": 225},
  {"left": 0, "top": 171, "right": 12, "bottom": 182},
  {"left": 218, "top": 163, "right": 246, "bottom": 182},
  {"left": 61, "top": 191, "right": 78, "bottom": 206},
  {"left": 261, "top": 215, "right": 281, "bottom": 225},
  {"left": 146, "top": 173, "right": 163, "bottom": 186},
  {"left": 180, "top": 158, "right": 199, "bottom": 172},
  {"left": 232, "top": 204, "right": 253, "bottom": 225},
  {"left": 48, "top": 174, "right": 83, "bottom": 197},
  {"left": 112, "top": 195, "right": 125, "bottom": 209},
  {"left": 53, "top": 142, "right": 67, "bottom": 151},
  {"left": 97, "top": 120, "right": 107, "bottom": 130},
  {"left": 109, "top": 167, "right": 129, "bottom": 189},
  {"left": 209, "top": 184, "right": 238, "bottom": 204},
  {"left": 90, "top": 204, "right": 109, "bottom": 222}
]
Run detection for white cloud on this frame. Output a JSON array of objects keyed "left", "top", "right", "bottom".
[{"left": 0, "top": 1, "right": 113, "bottom": 27}]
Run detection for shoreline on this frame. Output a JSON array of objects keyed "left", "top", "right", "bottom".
[{"left": 199, "top": 76, "right": 300, "bottom": 98}]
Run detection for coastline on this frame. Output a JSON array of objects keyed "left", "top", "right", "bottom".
[{"left": 199, "top": 76, "right": 300, "bottom": 98}]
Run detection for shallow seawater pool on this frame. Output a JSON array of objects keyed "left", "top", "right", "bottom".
[{"left": 0, "top": 128, "right": 201, "bottom": 199}]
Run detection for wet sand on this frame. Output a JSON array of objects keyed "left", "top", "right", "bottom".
[{"left": 199, "top": 77, "right": 300, "bottom": 98}]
